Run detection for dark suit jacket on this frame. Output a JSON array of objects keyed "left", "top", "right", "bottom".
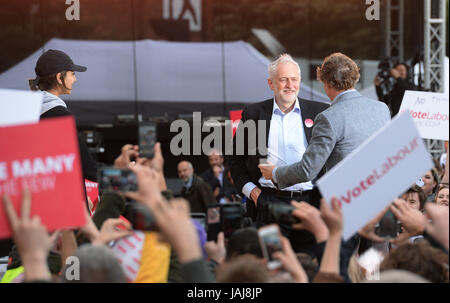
[
  {"left": 180, "top": 174, "right": 216, "bottom": 213},
  {"left": 200, "top": 167, "right": 237, "bottom": 202},
  {"left": 227, "top": 98, "right": 329, "bottom": 219}
]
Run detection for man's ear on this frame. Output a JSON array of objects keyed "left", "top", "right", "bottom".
[
  {"left": 267, "top": 78, "right": 274, "bottom": 91},
  {"left": 56, "top": 72, "right": 63, "bottom": 85}
]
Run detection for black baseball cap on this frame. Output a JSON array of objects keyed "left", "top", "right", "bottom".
[{"left": 35, "top": 49, "right": 87, "bottom": 77}]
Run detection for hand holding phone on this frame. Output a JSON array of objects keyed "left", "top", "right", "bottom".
[
  {"left": 99, "top": 167, "right": 138, "bottom": 193},
  {"left": 258, "top": 224, "right": 283, "bottom": 269}
]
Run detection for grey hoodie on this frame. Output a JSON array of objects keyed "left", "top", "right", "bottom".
[{"left": 40, "top": 91, "right": 68, "bottom": 115}]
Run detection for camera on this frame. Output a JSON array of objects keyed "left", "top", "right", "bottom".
[
  {"left": 376, "top": 57, "right": 395, "bottom": 100},
  {"left": 375, "top": 210, "right": 402, "bottom": 239},
  {"left": 267, "top": 203, "right": 300, "bottom": 227}
]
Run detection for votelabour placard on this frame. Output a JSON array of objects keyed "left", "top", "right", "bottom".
[
  {"left": 316, "top": 113, "right": 433, "bottom": 240},
  {"left": 0, "top": 117, "right": 86, "bottom": 239},
  {"left": 399, "top": 90, "right": 449, "bottom": 141}
]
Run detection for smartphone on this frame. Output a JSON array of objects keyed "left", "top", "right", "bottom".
[
  {"left": 206, "top": 205, "right": 221, "bottom": 241},
  {"left": 258, "top": 224, "right": 283, "bottom": 269},
  {"left": 375, "top": 210, "right": 400, "bottom": 239},
  {"left": 191, "top": 213, "right": 207, "bottom": 231},
  {"left": 98, "top": 168, "right": 137, "bottom": 193},
  {"left": 138, "top": 121, "right": 157, "bottom": 158},
  {"left": 221, "top": 203, "right": 242, "bottom": 239}
]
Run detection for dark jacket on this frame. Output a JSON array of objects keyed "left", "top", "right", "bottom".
[
  {"left": 180, "top": 174, "right": 215, "bottom": 213},
  {"left": 376, "top": 78, "right": 418, "bottom": 117},
  {"left": 200, "top": 167, "right": 237, "bottom": 202},
  {"left": 227, "top": 98, "right": 329, "bottom": 219},
  {"left": 40, "top": 106, "right": 104, "bottom": 181}
]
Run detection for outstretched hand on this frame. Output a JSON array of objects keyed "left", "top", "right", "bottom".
[
  {"left": 92, "top": 218, "right": 133, "bottom": 245},
  {"left": 272, "top": 236, "right": 308, "bottom": 283},
  {"left": 389, "top": 198, "right": 426, "bottom": 245},
  {"left": 358, "top": 206, "right": 390, "bottom": 243},
  {"left": 205, "top": 232, "right": 226, "bottom": 264},
  {"left": 320, "top": 197, "right": 343, "bottom": 236},
  {"left": 291, "top": 201, "right": 329, "bottom": 243},
  {"left": 3, "top": 189, "right": 60, "bottom": 281},
  {"left": 114, "top": 144, "right": 139, "bottom": 169}
]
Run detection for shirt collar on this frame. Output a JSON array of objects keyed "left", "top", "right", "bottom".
[
  {"left": 273, "top": 97, "right": 300, "bottom": 116},
  {"left": 333, "top": 89, "right": 357, "bottom": 102}
]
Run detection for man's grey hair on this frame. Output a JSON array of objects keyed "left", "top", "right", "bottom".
[
  {"left": 178, "top": 160, "right": 193, "bottom": 170},
  {"left": 268, "top": 54, "right": 301, "bottom": 79},
  {"left": 62, "top": 244, "right": 126, "bottom": 283}
]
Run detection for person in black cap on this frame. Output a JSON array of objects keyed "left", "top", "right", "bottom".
[{"left": 29, "top": 49, "right": 138, "bottom": 181}]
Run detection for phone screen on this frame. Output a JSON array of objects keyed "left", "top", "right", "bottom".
[
  {"left": 139, "top": 122, "right": 157, "bottom": 158},
  {"left": 221, "top": 204, "right": 242, "bottom": 239},
  {"left": 260, "top": 229, "right": 282, "bottom": 263},
  {"left": 207, "top": 206, "right": 221, "bottom": 241},
  {"left": 99, "top": 168, "right": 137, "bottom": 192}
]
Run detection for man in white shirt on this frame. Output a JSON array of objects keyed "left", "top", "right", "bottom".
[{"left": 228, "top": 54, "right": 329, "bottom": 254}]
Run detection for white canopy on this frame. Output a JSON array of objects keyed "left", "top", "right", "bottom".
[{"left": 0, "top": 38, "right": 329, "bottom": 104}]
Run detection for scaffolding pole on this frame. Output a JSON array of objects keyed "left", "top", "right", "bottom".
[
  {"left": 385, "top": 0, "right": 404, "bottom": 61},
  {"left": 424, "top": 0, "right": 446, "bottom": 159}
]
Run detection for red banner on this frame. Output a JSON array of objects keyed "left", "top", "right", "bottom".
[{"left": 0, "top": 117, "right": 86, "bottom": 239}]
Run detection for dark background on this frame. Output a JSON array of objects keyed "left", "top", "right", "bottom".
[{"left": 0, "top": 0, "right": 447, "bottom": 178}]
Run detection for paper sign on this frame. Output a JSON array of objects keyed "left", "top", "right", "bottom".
[
  {"left": 0, "top": 88, "right": 43, "bottom": 127},
  {"left": 317, "top": 113, "right": 433, "bottom": 240},
  {"left": 85, "top": 179, "right": 99, "bottom": 214},
  {"left": 0, "top": 117, "right": 86, "bottom": 239},
  {"left": 229, "top": 110, "right": 243, "bottom": 137},
  {"left": 398, "top": 90, "right": 449, "bottom": 141}
]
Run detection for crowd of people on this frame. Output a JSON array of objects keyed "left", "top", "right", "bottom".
[{"left": 0, "top": 50, "right": 448, "bottom": 284}]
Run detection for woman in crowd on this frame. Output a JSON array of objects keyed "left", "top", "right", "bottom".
[
  {"left": 29, "top": 49, "right": 137, "bottom": 181},
  {"left": 435, "top": 185, "right": 449, "bottom": 207},
  {"left": 421, "top": 169, "right": 440, "bottom": 202}
]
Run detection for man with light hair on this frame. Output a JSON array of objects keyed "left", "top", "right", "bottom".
[
  {"left": 178, "top": 160, "right": 215, "bottom": 213},
  {"left": 258, "top": 52, "right": 390, "bottom": 281},
  {"left": 260, "top": 52, "right": 390, "bottom": 188},
  {"left": 228, "top": 53, "right": 329, "bottom": 254}
]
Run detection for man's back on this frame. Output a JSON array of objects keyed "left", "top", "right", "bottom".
[
  {"left": 319, "top": 91, "right": 391, "bottom": 172},
  {"left": 274, "top": 91, "right": 390, "bottom": 189}
]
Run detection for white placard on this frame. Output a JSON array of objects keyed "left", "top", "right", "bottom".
[
  {"left": 0, "top": 88, "right": 42, "bottom": 127},
  {"left": 317, "top": 113, "right": 433, "bottom": 240},
  {"left": 398, "top": 90, "right": 449, "bottom": 141}
]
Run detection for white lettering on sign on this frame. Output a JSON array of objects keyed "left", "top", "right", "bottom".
[{"left": 12, "top": 154, "right": 76, "bottom": 178}]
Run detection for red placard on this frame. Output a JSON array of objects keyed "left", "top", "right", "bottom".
[
  {"left": 229, "top": 110, "right": 243, "bottom": 137},
  {"left": 0, "top": 117, "right": 86, "bottom": 239},
  {"left": 84, "top": 179, "right": 99, "bottom": 215}
]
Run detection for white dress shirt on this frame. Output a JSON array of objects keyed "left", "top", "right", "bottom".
[{"left": 242, "top": 98, "right": 313, "bottom": 198}]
